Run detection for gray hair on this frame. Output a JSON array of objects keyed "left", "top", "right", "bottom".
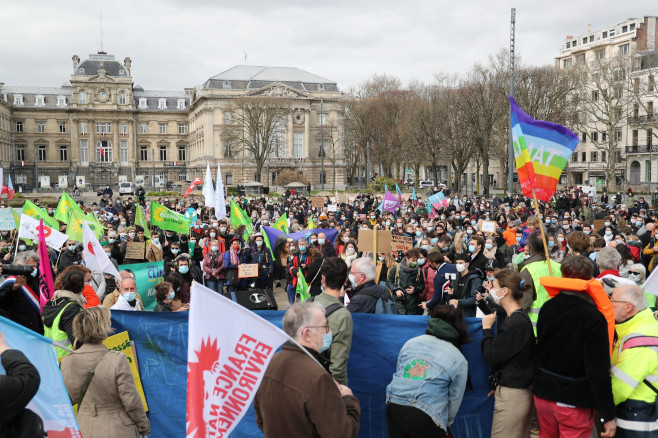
[
  {"left": 628, "top": 263, "right": 647, "bottom": 283},
  {"left": 351, "top": 257, "right": 376, "bottom": 282},
  {"left": 615, "top": 284, "right": 648, "bottom": 312},
  {"left": 15, "top": 250, "right": 40, "bottom": 265},
  {"left": 282, "top": 301, "right": 324, "bottom": 340},
  {"left": 596, "top": 247, "right": 621, "bottom": 271}
]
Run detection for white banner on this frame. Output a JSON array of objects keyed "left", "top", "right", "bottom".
[
  {"left": 17, "top": 214, "right": 68, "bottom": 249},
  {"left": 214, "top": 160, "right": 226, "bottom": 220},
  {"left": 203, "top": 163, "right": 215, "bottom": 211},
  {"left": 186, "top": 282, "right": 288, "bottom": 438},
  {"left": 0, "top": 208, "right": 21, "bottom": 230},
  {"left": 82, "top": 222, "right": 121, "bottom": 279}
]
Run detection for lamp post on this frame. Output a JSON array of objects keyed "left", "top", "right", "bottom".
[{"left": 151, "top": 149, "right": 155, "bottom": 189}]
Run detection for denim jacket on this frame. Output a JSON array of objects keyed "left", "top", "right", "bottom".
[{"left": 386, "top": 326, "right": 468, "bottom": 430}]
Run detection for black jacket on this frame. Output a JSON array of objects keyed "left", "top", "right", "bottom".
[
  {"left": 0, "top": 278, "right": 43, "bottom": 335},
  {"left": 57, "top": 249, "right": 82, "bottom": 273},
  {"left": 0, "top": 349, "right": 40, "bottom": 424},
  {"left": 346, "top": 281, "right": 384, "bottom": 314},
  {"left": 533, "top": 292, "right": 615, "bottom": 422},
  {"left": 481, "top": 309, "right": 535, "bottom": 388}
]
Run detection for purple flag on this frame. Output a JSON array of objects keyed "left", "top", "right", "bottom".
[
  {"left": 381, "top": 190, "right": 400, "bottom": 213},
  {"left": 262, "top": 226, "right": 339, "bottom": 248}
]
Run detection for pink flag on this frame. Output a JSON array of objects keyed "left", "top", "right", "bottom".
[
  {"left": 381, "top": 189, "right": 400, "bottom": 213},
  {"left": 186, "top": 282, "right": 289, "bottom": 438},
  {"left": 37, "top": 219, "right": 54, "bottom": 311}
]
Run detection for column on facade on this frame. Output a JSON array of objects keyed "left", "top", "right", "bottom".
[
  {"left": 205, "top": 108, "right": 214, "bottom": 159},
  {"left": 287, "top": 112, "right": 294, "bottom": 158},
  {"left": 113, "top": 120, "right": 119, "bottom": 168},
  {"left": 304, "top": 109, "right": 310, "bottom": 158}
]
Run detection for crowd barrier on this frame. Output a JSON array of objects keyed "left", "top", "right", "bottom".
[{"left": 110, "top": 310, "right": 494, "bottom": 438}]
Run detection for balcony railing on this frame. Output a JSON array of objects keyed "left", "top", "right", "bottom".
[
  {"left": 627, "top": 114, "right": 658, "bottom": 124},
  {"left": 625, "top": 144, "right": 658, "bottom": 153}
]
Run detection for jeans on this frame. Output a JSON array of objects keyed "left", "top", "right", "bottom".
[
  {"left": 206, "top": 279, "right": 225, "bottom": 295},
  {"left": 287, "top": 283, "right": 296, "bottom": 304}
]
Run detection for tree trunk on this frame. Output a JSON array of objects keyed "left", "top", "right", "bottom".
[{"left": 481, "top": 142, "right": 490, "bottom": 196}]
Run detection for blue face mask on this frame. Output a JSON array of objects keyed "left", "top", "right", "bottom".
[
  {"left": 548, "top": 240, "right": 555, "bottom": 248},
  {"left": 318, "top": 238, "right": 325, "bottom": 245},
  {"left": 123, "top": 292, "right": 136, "bottom": 302},
  {"left": 487, "top": 275, "right": 495, "bottom": 282},
  {"left": 468, "top": 245, "right": 476, "bottom": 253},
  {"left": 299, "top": 246, "right": 307, "bottom": 252},
  {"left": 348, "top": 273, "right": 357, "bottom": 288},
  {"left": 431, "top": 238, "right": 439, "bottom": 244},
  {"left": 415, "top": 231, "right": 422, "bottom": 237},
  {"left": 178, "top": 265, "right": 189, "bottom": 274},
  {"left": 317, "top": 330, "right": 333, "bottom": 353},
  {"left": 167, "top": 291, "right": 175, "bottom": 300},
  {"left": 31, "top": 268, "right": 38, "bottom": 278}
]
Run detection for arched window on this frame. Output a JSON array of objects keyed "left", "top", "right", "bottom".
[{"left": 96, "top": 140, "right": 113, "bottom": 162}]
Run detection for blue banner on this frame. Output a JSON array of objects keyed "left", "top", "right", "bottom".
[
  {"left": 262, "top": 226, "right": 339, "bottom": 247},
  {"left": 110, "top": 311, "right": 494, "bottom": 438},
  {"left": 0, "top": 315, "right": 81, "bottom": 437}
]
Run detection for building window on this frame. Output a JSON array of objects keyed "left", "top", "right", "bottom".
[
  {"left": 79, "top": 121, "right": 87, "bottom": 135},
  {"left": 79, "top": 91, "right": 86, "bottom": 103},
  {"left": 591, "top": 90, "right": 599, "bottom": 101},
  {"left": 224, "top": 140, "right": 234, "bottom": 158},
  {"left": 582, "top": 37, "right": 587, "bottom": 44},
  {"left": 634, "top": 78, "right": 640, "bottom": 93},
  {"left": 80, "top": 140, "right": 88, "bottom": 164},
  {"left": 615, "top": 87, "right": 623, "bottom": 99},
  {"left": 619, "top": 43, "right": 629, "bottom": 55},
  {"left": 572, "top": 40, "right": 577, "bottom": 47},
  {"left": 16, "top": 146, "right": 25, "bottom": 161},
  {"left": 226, "top": 173, "right": 233, "bottom": 185},
  {"left": 602, "top": 132, "right": 607, "bottom": 141},
  {"left": 57, "top": 96, "right": 66, "bottom": 107},
  {"left": 38, "top": 145, "right": 47, "bottom": 161},
  {"left": 319, "top": 113, "right": 326, "bottom": 126},
  {"left": 571, "top": 152, "right": 577, "bottom": 163},
  {"left": 566, "top": 42, "right": 570, "bottom": 49},
  {"left": 13, "top": 95, "right": 23, "bottom": 106},
  {"left": 576, "top": 53, "right": 585, "bottom": 64},
  {"left": 563, "top": 59, "right": 572, "bottom": 69},
  {"left": 177, "top": 99, "right": 185, "bottom": 109},
  {"left": 159, "top": 123, "right": 166, "bottom": 134},
  {"left": 616, "top": 150, "right": 622, "bottom": 162},
  {"left": 15, "top": 121, "right": 23, "bottom": 132},
  {"left": 581, "top": 132, "right": 587, "bottom": 142},
  {"left": 649, "top": 102, "right": 654, "bottom": 116},
  {"left": 616, "top": 131, "right": 622, "bottom": 142},
  {"left": 35, "top": 96, "right": 45, "bottom": 107},
  {"left": 119, "top": 93, "right": 126, "bottom": 105},
  {"left": 601, "top": 151, "right": 606, "bottom": 161},
  {"left": 622, "top": 25, "right": 628, "bottom": 33},
  {"left": 158, "top": 99, "right": 167, "bottom": 109},
  {"left": 649, "top": 76, "right": 656, "bottom": 92},
  {"left": 581, "top": 152, "right": 586, "bottom": 162},
  {"left": 15, "top": 174, "right": 27, "bottom": 184},
  {"left": 140, "top": 146, "right": 148, "bottom": 161},
  {"left": 633, "top": 130, "right": 639, "bottom": 146},
  {"left": 294, "top": 132, "right": 303, "bottom": 158},
  {"left": 590, "top": 132, "right": 598, "bottom": 142},
  {"left": 595, "top": 48, "right": 606, "bottom": 60},
  {"left": 59, "top": 145, "right": 68, "bottom": 161},
  {"left": 37, "top": 121, "right": 45, "bottom": 133},
  {"left": 648, "top": 129, "right": 654, "bottom": 146},
  {"left": 120, "top": 123, "right": 127, "bottom": 135},
  {"left": 602, "top": 31, "right": 608, "bottom": 38},
  {"left": 120, "top": 140, "right": 128, "bottom": 163},
  {"left": 96, "top": 140, "right": 113, "bottom": 162},
  {"left": 178, "top": 146, "right": 186, "bottom": 161},
  {"left": 95, "top": 122, "right": 111, "bottom": 134},
  {"left": 630, "top": 23, "right": 636, "bottom": 31},
  {"left": 138, "top": 98, "right": 147, "bottom": 109},
  {"left": 59, "top": 122, "right": 66, "bottom": 133},
  {"left": 159, "top": 146, "right": 167, "bottom": 161},
  {"left": 224, "top": 112, "right": 232, "bottom": 125},
  {"left": 590, "top": 151, "right": 597, "bottom": 162},
  {"left": 140, "top": 123, "right": 147, "bottom": 134},
  {"left": 178, "top": 123, "right": 186, "bottom": 134},
  {"left": 610, "top": 29, "right": 615, "bottom": 37}
]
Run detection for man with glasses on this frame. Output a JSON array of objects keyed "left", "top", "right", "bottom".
[
  {"left": 346, "top": 258, "right": 386, "bottom": 314},
  {"left": 255, "top": 301, "right": 360, "bottom": 437},
  {"left": 609, "top": 284, "right": 658, "bottom": 436}
]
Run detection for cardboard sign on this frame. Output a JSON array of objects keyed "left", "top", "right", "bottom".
[
  {"left": 358, "top": 228, "right": 392, "bottom": 253},
  {"left": 327, "top": 204, "right": 337, "bottom": 212},
  {"left": 311, "top": 197, "right": 325, "bottom": 208},
  {"left": 391, "top": 235, "right": 414, "bottom": 252},
  {"left": 359, "top": 214, "right": 367, "bottom": 222},
  {"left": 238, "top": 263, "right": 259, "bottom": 278},
  {"left": 125, "top": 241, "right": 145, "bottom": 259},
  {"left": 593, "top": 219, "right": 605, "bottom": 232},
  {"left": 103, "top": 331, "right": 148, "bottom": 412},
  {"left": 480, "top": 220, "right": 496, "bottom": 234}
]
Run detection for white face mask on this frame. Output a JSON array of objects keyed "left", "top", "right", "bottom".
[
  {"left": 456, "top": 264, "right": 466, "bottom": 273},
  {"left": 490, "top": 287, "right": 506, "bottom": 305}
]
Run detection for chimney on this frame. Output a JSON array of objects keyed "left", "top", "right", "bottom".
[
  {"left": 587, "top": 24, "right": 591, "bottom": 33},
  {"left": 124, "top": 57, "right": 132, "bottom": 75},
  {"left": 0, "top": 83, "right": 4, "bottom": 91},
  {"left": 72, "top": 55, "right": 80, "bottom": 74}
]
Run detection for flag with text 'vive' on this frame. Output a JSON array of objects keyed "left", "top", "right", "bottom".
[
  {"left": 186, "top": 283, "right": 288, "bottom": 438},
  {"left": 150, "top": 201, "right": 190, "bottom": 234},
  {"left": 0, "top": 315, "right": 81, "bottom": 437},
  {"left": 509, "top": 96, "right": 579, "bottom": 202}
]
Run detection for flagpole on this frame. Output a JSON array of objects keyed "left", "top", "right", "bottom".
[
  {"left": 373, "top": 224, "right": 378, "bottom": 263},
  {"left": 531, "top": 189, "right": 553, "bottom": 277}
]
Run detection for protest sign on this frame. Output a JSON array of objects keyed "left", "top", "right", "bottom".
[
  {"left": 358, "top": 228, "right": 392, "bottom": 253},
  {"left": 311, "top": 197, "right": 325, "bottom": 208},
  {"left": 327, "top": 204, "right": 337, "bottom": 212},
  {"left": 391, "top": 235, "right": 414, "bottom": 252},
  {"left": 238, "top": 264, "right": 259, "bottom": 278},
  {"left": 118, "top": 261, "right": 164, "bottom": 310},
  {"left": 0, "top": 208, "right": 21, "bottom": 230},
  {"left": 103, "top": 331, "right": 149, "bottom": 412},
  {"left": 480, "top": 220, "right": 496, "bottom": 234},
  {"left": 125, "top": 242, "right": 145, "bottom": 260}
]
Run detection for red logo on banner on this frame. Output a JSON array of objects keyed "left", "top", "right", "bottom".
[
  {"left": 87, "top": 242, "right": 95, "bottom": 255},
  {"left": 187, "top": 337, "right": 220, "bottom": 438},
  {"left": 36, "top": 225, "right": 52, "bottom": 238}
]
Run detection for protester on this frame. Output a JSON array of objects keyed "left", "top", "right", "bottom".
[
  {"left": 385, "top": 305, "right": 468, "bottom": 437},
  {"left": 254, "top": 301, "right": 360, "bottom": 437},
  {"left": 202, "top": 239, "right": 225, "bottom": 295},
  {"left": 42, "top": 269, "right": 86, "bottom": 358},
  {"left": 0, "top": 251, "right": 43, "bottom": 335},
  {"left": 60, "top": 307, "right": 150, "bottom": 437},
  {"left": 386, "top": 248, "right": 424, "bottom": 315},
  {"left": 110, "top": 277, "right": 143, "bottom": 311}
]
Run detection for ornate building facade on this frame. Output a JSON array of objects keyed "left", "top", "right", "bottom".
[{"left": 0, "top": 53, "right": 347, "bottom": 191}]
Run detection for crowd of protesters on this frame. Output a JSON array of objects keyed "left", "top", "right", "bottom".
[{"left": 1, "top": 183, "right": 658, "bottom": 437}]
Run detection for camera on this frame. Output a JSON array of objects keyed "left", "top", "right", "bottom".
[
  {"left": 1, "top": 264, "right": 35, "bottom": 276},
  {"left": 445, "top": 273, "right": 457, "bottom": 281}
]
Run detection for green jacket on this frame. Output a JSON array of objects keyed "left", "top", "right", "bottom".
[
  {"left": 386, "top": 260, "right": 424, "bottom": 315},
  {"left": 315, "top": 292, "right": 353, "bottom": 386}
]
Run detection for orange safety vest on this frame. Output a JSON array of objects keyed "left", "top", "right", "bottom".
[{"left": 540, "top": 277, "right": 615, "bottom": 355}]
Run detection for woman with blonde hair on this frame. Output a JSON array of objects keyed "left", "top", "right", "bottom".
[{"left": 60, "top": 307, "right": 150, "bottom": 437}]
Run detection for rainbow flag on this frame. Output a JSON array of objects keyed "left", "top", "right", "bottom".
[{"left": 509, "top": 96, "right": 579, "bottom": 202}]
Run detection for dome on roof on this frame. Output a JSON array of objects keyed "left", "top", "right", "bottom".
[
  {"left": 134, "top": 85, "right": 144, "bottom": 91},
  {"left": 75, "top": 53, "right": 130, "bottom": 77}
]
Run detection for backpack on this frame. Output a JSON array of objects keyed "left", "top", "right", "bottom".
[
  {"left": 309, "top": 296, "right": 343, "bottom": 318},
  {"left": 361, "top": 287, "right": 399, "bottom": 315}
]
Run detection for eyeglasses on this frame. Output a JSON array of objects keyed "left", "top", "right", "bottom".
[
  {"left": 306, "top": 324, "right": 330, "bottom": 333},
  {"left": 610, "top": 299, "right": 632, "bottom": 305}
]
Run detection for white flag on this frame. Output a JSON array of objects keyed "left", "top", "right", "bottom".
[
  {"left": 18, "top": 214, "right": 68, "bottom": 249},
  {"left": 82, "top": 222, "right": 121, "bottom": 279},
  {"left": 214, "top": 160, "right": 226, "bottom": 220},
  {"left": 186, "top": 282, "right": 288, "bottom": 438},
  {"left": 643, "top": 266, "right": 658, "bottom": 297},
  {"left": 203, "top": 163, "right": 215, "bottom": 211}
]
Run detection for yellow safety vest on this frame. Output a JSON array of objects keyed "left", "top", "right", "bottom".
[{"left": 521, "top": 259, "right": 562, "bottom": 335}]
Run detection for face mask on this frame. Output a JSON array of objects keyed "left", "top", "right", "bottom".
[
  {"left": 120, "top": 222, "right": 126, "bottom": 226},
  {"left": 68, "top": 244, "right": 76, "bottom": 251},
  {"left": 378, "top": 256, "right": 385, "bottom": 261},
  {"left": 629, "top": 273, "right": 641, "bottom": 283},
  {"left": 415, "top": 231, "right": 422, "bottom": 237},
  {"left": 220, "top": 227, "right": 227, "bottom": 233},
  {"left": 128, "top": 233, "right": 135, "bottom": 239},
  {"left": 548, "top": 240, "right": 555, "bottom": 248},
  {"left": 466, "top": 229, "right": 473, "bottom": 235},
  {"left": 310, "top": 239, "right": 317, "bottom": 245},
  {"left": 396, "top": 223, "right": 402, "bottom": 228},
  {"left": 605, "top": 231, "right": 612, "bottom": 237},
  {"left": 123, "top": 292, "right": 136, "bottom": 302},
  {"left": 171, "top": 248, "right": 179, "bottom": 254},
  {"left": 19, "top": 245, "right": 26, "bottom": 251},
  {"left": 30, "top": 268, "right": 38, "bottom": 277},
  {"left": 490, "top": 287, "right": 506, "bottom": 305},
  {"left": 468, "top": 245, "right": 476, "bottom": 253},
  {"left": 636, "top": 221, "right": 643, "bottom": 227},
  {"left": 615, "top": 239, "right": 624, "bottom": 246},
  {"left": 551, "top": 219, "right": 556, "bottom": 224},
  {"left": 583, "top": 230, "right": 590, "bottom": 235},
  {"left": 346, "top": 247, "right": 355, "bottom": 255},
  {"left": 456, "top": 264, "right": 466, "bottom": 273},
  {"left": 342, "top": 236, "right": 350, "bottom": 243},
  {"left": 210, "top": 233, "right": 216, "bottom": 238},
  {"left": 256, "top": 241, "right": 263, "bottom": 247},
  {"left": 431, "top": 238, "right": 439, "bottom": 245},
  {"left": 211, "top": 246, "right": 219, "bottom": 252},
  {"left": 299, "top": 246, "right": 307, "bottom": 252},
  {"left": 485, "top": 243, "right": 493, "bottom": 250},
  {"left": 104, "top": 251, "right": 111, "bottom": 257},
  {"left": 545, "top": 219, "right": 551, "bottom": 224},
  {"left": 167, "top": 291, "right": 175, "bottom": 300},
  {"left": 318, "top": 238, "right": 325, "bottom": 245},
  {"left": 421, "top": 245, "right": 431, "bottom": 251},
  {"left": 316, "top": 330, "right": 333, "bottom": 353},
  {"left": 604, "top": 222, "right": 611, "bottom": 227},
  {"left": 348, "top": 273, "right": 357, "bottom": 288},
  {"left": 152, "top": 238, "right": 159, "bottom": 244},
  {"left": 417, "top": 258, "right": 425, "bottom": 266},
  {"left": 487, "top": 275, "right": 495, "bottom": 282},
  {"left": 108, "top": 237, "right": 116, "bottom": 244},
  {"left": 179, "top": 265, "right": 189, "bottom": 274},
  {"left": 562, "top": 225, "right": 570, "bottom": 230}
]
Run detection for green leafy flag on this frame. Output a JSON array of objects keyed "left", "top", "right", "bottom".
[
  {"left": 12, "top": 208, "right": 31, "bottom": 244},
  {"left": 135, "top": 204, "right": 151, "bottom": 238},
  {"left": 306, "top": 216, "right": 315, "bottom": 230},
  {"left": 296, "top": 272, "right": 310, "bottom": 302},
  {"left": 229, "top": 199, "right": 253, "bottom": 238},
  {"left": 67, "top": 209, "right": 105, "bottom": 242},
  {"left": 22, "top": 200, "right": 60, "bottom": 229},
  {"left": 273, "top": 213, "right": 288, "bottom": 233},
  {"left": 54, "top": 192, "right": 84, "bottom": 223},
  {"left": 150, "top": 201, "right": 190, "bottom": 234}
]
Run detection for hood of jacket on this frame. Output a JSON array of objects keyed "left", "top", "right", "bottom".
[
  {"left": 42, "top": 290, "right": 85, "bottom": 326},
  {"left": 426, "top": 317, "right": 460, "bottom": 345}
]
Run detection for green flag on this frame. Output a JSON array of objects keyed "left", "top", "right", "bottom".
[
  {"left": 229, "top": 199, "right": 253, "bottom": 238},
  {"left": 150, "top": 201, "right": 190, "bottom": 234},
  {"left": 22, "top": 200, "right": 60, "bottom": 229},
  {"left": 54, "top": 192, "right": 84, "bottom": 223},
  {"left": 12, "top": 208, "right": 31, "bottom": 244},
  {"left": 135, "top": 204, "right": 151, "bottom": 238},
  {"left": 296, "top": 272, "right": 310, "bottom": 302},
  {"left": 273, "top": 213, "right": 288, "bottom": 233},
  {"left": 67, "top": 208, "right": 105, "bottom": 242},
  {"left": 306, "top": 216, "right": 315, "bottom": 230}
]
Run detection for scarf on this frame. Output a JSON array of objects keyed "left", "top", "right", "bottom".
[
  {"left": 52, "top": 289, "right": 87, "bottom": 308},
  {"left": 230, "top": 247, "right": 240, "bottom": 265},
  {"left": 483, "top": 247, "right": 497, "bottom": 260}
]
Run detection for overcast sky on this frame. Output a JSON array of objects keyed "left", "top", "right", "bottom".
[{"left": 1, "top": 1, "right": 656, "bottom": 92}]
